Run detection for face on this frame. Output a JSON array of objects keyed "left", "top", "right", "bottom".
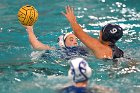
[{"left": 65, "top": 34, "right": 78, "bottom": 47}]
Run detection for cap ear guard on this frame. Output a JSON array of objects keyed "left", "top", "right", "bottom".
[{"left": 58, "top": 35, "right": 65, "bottom": 47}]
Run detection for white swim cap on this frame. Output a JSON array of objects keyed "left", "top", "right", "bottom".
[
  {"left": 58, "top": 32, "right": 73, "bottom": 47},
  {"left": 68, "top": 57, "right": 92, "bottom": 83}
]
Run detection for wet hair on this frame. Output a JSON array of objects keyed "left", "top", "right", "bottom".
[{"left": 101, "top": 24, "right": 123, "bottom": 44}]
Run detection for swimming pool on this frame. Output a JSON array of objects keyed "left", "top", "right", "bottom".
[{"left": 0, "top": 0, "right": 140, "bottom": 93}]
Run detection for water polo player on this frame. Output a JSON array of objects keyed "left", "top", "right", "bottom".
[
  {"left": 62, "top": 6, "right": 123, "bottom": 59},
  {"left": 59, "top": 57, "right": 92, "bottom": 93},
  {"left": 59, "top": 57, "right": 116, "bottom": 93},
  {"left": 24, "top": 26, "right": 89, "bottom": 59}
]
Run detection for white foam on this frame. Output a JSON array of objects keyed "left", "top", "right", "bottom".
[{"left": 31, "top": 51, "right": 45, "bottom": 61}]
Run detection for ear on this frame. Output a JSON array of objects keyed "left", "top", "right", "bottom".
[{"left": 99, "top": 31, "right": 102, "bottom": 41}]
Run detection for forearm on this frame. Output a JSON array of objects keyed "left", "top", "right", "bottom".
[
  {"left": 69, "top": 21, "right": 99, "bottom": 50},
  {"left": 63, "top": 6, "right": 100, "bottom": 51},
  {"left": 70, "top": 21, "right": 88, "bottom": 42},
  {"left": 26, "top": 28, "right": 51, "bottom": 50},
  {"left": 27, "top": 29, "right": 40, "bottom": 49}
]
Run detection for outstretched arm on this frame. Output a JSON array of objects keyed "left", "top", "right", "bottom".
[
  {"left": 25, "top": 26, "right": 54, "bottom": 50},
  {"left": 62, "top": 6, "right": 101, "bottom": 52}
]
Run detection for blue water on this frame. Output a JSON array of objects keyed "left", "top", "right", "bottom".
[{"left": 0, "top": 0, "right": 140, "bottom": 93}]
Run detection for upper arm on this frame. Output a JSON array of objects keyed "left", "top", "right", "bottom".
[{"left": 70, "top": 22, "right": 102, "bottom": 53}]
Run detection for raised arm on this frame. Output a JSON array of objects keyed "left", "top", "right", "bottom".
[
  {"left": 62, "top": 6, "right": 101, "bottom": 52},
  {"left": 25, "top": 26, "right": 54, "bottom": 50}
]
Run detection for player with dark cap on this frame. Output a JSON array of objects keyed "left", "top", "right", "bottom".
[
  {"left": 100, "top": 24, "right": 124, "bottom": 59},
  {"left": 62, "top": 6, "right": 123, "bottom": 59}
]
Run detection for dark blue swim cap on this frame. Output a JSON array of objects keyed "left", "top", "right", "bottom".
[{"left": 101, "top": 24, "right": 123, "bottom": 43}]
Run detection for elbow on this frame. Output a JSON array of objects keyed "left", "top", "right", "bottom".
[
  {"left": 31, "top": 45, "right": 39, "bottom": 50},
  {"left": 31, "top": 44, "right": 42, "bottom": 50}
]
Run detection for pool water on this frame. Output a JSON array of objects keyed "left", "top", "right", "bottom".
[{"left": 0, "top": 0, "right": 140, "bottom": 93}]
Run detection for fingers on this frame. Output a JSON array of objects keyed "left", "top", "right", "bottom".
[
  {"left": 62, "top": 5, "right": 74, "bottom": 17},
  {"left": 70, "top": 6, "right": 74, "bottom": 14},
  {"left": 61, "top": 5, "right": 73, "bottom": 14},
  {"left": 62, "top": 5, "right": 76, "bottom": 23},
  {"left": 66, "top": 6, "right": 73, "bottom": 14},
  {"left": 61, "top": 6, "right": 70, "bottom": 16},
  {"left": 66, "top": 6, "right": 71, "bottom": 13}
]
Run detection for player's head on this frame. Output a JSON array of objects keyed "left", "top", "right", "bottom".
[
  {"left": 58, "top": 33, "right": 78, "bottom": 47},
  {"left": 68, "top": 57, "right": 92, "bottom": 83},
  {"left": 100, "top": 24, "right": 123, "bottom": 44}
]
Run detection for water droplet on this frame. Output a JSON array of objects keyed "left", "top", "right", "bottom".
[{"left": 0, "top": 28, "right": 3, "bottom": 32}]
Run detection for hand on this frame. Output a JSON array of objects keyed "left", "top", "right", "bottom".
[
  {"left": 23, "top": 25, "right": 33, "bottom": 30},
  {"left": 62, "top": 6, "right": 77, "bottom": 24},
  {"left": 24, "top": 26, "right": 33, "bottom": 33}
]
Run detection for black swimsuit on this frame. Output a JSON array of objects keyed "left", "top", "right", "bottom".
[
  {"left": 109, "top": 44, "right": 124, "bottom": 59},
  {"left": 41, "top": 46, "right": 89, "bottom": 60}
]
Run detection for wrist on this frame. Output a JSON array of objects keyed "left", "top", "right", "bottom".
[
  {"left": 69, "top": 20, "right": 77, "bottom": 24},
  {"left": 26, "top": 27, "right": 33, "bottom": 33}
]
